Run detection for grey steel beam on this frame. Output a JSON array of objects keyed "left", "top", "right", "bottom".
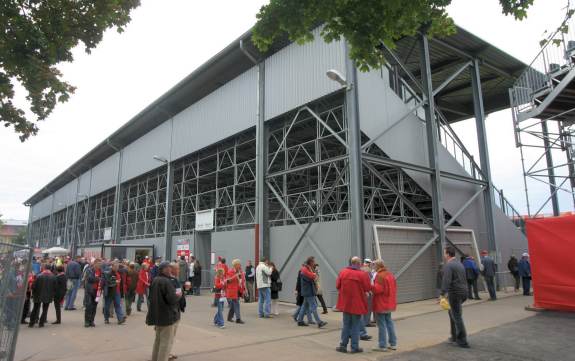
[
  {"left": 256, "top": 61, "right": 268, "bottom": 259},
  {"left": 164, "top": 162, "right": 174, "bottom": 260},
  {"left": 419, "top": 34, "right": 446, "bottom": 258},
  {"left": 112, "top": 149, "right": 123, "bottom": 242},
  {"left": 433, "top": 61, "right": 472, "bottom": 97},
  {"left": 47, "top": 194, "right": 55, "bottom": 247},
  {"left": 70, "top": 178, "right": 81, "bottom": 255},
  {"left": 278, "top": 161, "right": 349, "bottom": 276},
  {"left": 361, "top": 101, "right": 426, "bottom": 151},
  {"left": 302, "top": 105, "right": 349, "bottom": 150},
  {"left": 345, "top": 42, "right": 366, "bottom": 259},
  {"left": 541, "top": 120, "right": 561, "bottom": 216},
  {"left": 266, "top": 180, "right": 338, "bottom": 278},
  {"left": 471, "top": 59, "right": 498, "bottom": 257},
  {"left": 267, "top": 155, "right": 348, "bottom": 179}
]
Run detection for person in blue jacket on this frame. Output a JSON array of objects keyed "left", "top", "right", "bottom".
[
  {"left": 462, "top": 255, "right": 481, "bottom": 300},
  {"left": 518, "top": 253, "right": 532, "bottom": 296}
]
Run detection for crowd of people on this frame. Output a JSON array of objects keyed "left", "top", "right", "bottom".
[{"left": 12, "top": 248, "right": 532, "bottom": 360}]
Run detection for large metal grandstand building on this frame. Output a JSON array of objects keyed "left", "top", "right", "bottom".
[{"left": 25, "top": 26, "right": 528, "bottom": 304}]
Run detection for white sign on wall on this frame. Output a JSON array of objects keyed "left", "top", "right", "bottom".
[
  {"left": 103, "top": 227, "right": 112, "bottom": 241},
  {"left": 195, "top": 209, "right": 214, "bottom": 231}
]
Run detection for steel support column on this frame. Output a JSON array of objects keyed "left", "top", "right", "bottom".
[
  {"left": 255, "top": 61, "right": 268, "bottom": 261},
  {"left": 164, "top": 162, "right": 174, "bottom": 260},
  {"left": 541, "top": 120, "right": 561, "bottom": 216},
  {"left": 471, "top": 59, "right": 498, "bottom": 256},
  {"left": 112, "top": 148, "right": 124, "bottom": 242},
  {"left": 70, "top": 178, "right": 81, "bottom": 255},
  {"left": 47, "top": 194, "right": 55, "bottom": 247},
  {"left": 345, "top": 42, "right": 365, "bottom": 259},
  {"left": 419, "top": 34, "right": 446, "bottom": 258}
]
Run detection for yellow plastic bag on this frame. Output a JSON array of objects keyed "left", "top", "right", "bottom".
[{"left": 440, "top": 296, "right": 451, "bottom": 311}]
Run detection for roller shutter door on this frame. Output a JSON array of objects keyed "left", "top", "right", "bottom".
[{"left": 375, "top": 225, "right": 476, "bottom": 303}]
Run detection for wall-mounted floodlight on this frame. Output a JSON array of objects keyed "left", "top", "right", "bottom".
[
  {"left": 326, "top": 69, "right": 348, "bottom": 88},
  {"left": 153, "top": 155, "right": 168, "bottom": 164}
]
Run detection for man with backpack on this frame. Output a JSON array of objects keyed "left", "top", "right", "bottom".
[{"left": 462, "top": 255, "right": 481, "bottom": 300}]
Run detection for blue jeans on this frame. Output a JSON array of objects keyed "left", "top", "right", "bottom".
[
  {"left": 227, "top": 299, "right": 241, "bottom": 321},
  {"left": 340, "top": 313, "right": 362, "bottom": 350},
  {"left": 258, "top": 287, "right": 271, "bottom": 317},
  {"left": 293, "top": 304, "right": 312, "bottom": 322},
  {"left": 297, "top": 296, "right": 321, "bottom": 323},
  {"left": 65, "top": 278, "right": 80, "bottom": 309},
  {"left": 375, "top": 313, "right": 397, "bottom": 348},
  {"left": 104, "top": 291, "right": 124, "bottom": 322},
  {"left": 363, "top": 294, "right": 373, "bottom": 325},
  {"left": 214, "top": 299, "right": 225, "bottom": 326}
]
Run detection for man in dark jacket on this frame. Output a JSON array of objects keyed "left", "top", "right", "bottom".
[
  {"left": 102, "top": 261, "right": 125, "bottom": 325},
  {"left": 462, "top": 256, "right": 480, "bottom": 300},
  {"left": 125, "top": 263, "right": 139, "bottom": 316},
  {"left": 507, "top": 255, "right": 520, "bottom": 292},
  {"left": 64, "top": 256, "right": 81, "bottom": 310},
  {"left": 518, "top": 253, "right": 531, "bottom": 296},
  {"left": 441, "top": 247, "right": 469, "bottom": 348},
  {"left": 146, "top": 261, "right": 181, "bottom": 361},
  {"left": 53, "top": 265, "right": 67, "bottom": 324},
  {"left": 480, "top": 250, "right": 497, "bottom": 300},
  {"left": 29, "top": 264, "right": 56, "bottom": 328},
  {"left": 83, "top": 259, "right": 102, "bottom": 327}
]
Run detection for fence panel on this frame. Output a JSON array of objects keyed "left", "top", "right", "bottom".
[{"left": 0, "top": 243, "right": 32, "bottom": 361}]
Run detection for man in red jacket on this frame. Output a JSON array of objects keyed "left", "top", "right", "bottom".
[{"left": 336, "top": 257, "right": 372, "bottom": 353}]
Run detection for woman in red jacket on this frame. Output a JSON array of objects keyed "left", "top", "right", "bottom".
[
  {"left": 371, "top": 259, "right": 398, "bottom": 352},
  {"left": 225, "top": 259, "right": 245, "bottom": 324},
  {"left": 136, "top": 263, "right": 150, "bottom": 312}
]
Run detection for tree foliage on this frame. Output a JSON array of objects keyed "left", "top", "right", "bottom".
[
  {"left": 1, "top": 0, "right": 140, "bottom": 141},
  {"left": 252, "top": 0, "right": 537, "bottom": 72}
]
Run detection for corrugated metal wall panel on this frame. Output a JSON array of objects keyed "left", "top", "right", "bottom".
[
  {"left": 171, "top": 67, "right": 258, "bottom": 161},
  {"left": 78, "top": 170, "right": 91, "bottom": 196},
  {"left": 91, "top": 152, "right": 120, "bottom": 195},
  {"left": 31, "top": 196, "right": 53, "bottom": 220},
  {"left": 121, "top": 121, "right": 171, "bottom": 182},
  {"left": 270, "top": 219, "right": 351, "bottom": 307},
  {"left": 265, "top": 28, "right": 345, "bottom": 120},
  {"left": 53, "top": 179, "right": 78, "bottom": 212}
]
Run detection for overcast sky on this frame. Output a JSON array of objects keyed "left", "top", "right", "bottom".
[{"left": 0, "top": 0, "right": 573, "bottom": 221}]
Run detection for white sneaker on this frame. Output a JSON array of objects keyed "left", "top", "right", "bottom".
[
  {"left": 388, "top": 345, "right": 397, "bottom": 351},
  {"left": 219, "top": 325, "right": 226, "bottom": 329},
  {"left": 372, "top": 347, "right": 388, "bottom": 352}
]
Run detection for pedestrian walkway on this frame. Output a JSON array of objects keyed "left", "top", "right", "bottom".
[{"left": 15, "top": 291, "right": 533, "bottom": 361}]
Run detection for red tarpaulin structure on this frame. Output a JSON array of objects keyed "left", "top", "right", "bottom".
[{"left": 525, "top": 215, "right": 575, "bottom": 312}]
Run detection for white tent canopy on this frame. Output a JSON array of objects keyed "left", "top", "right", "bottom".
[{"left": 43, "top": 246, "right": 69, "bottom": 256}]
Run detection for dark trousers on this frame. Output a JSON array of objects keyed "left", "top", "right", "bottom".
[
  {"left": 522, "top": 277, "right": 531, "bottom": 296},
  {"left": 448, "top": 294, "right": 468, "bottom": 346},
  {"left": 485, "top": 276, "right": 497, "bottom": 300},
  {"left": 84, "top": 293, "right": 98, "bottom": 325},
  {"left": 29, "top": 302, "right": 50, "bottom": 326},
  {"left": 467, "top": 279, "right": 479, "bottom": 299},
  {"left": 317, "top": 294, "right": 328, "bottom": 313},
  {"left": 125, "top": 290, "right": 136, "bottom": 315},
  {"left": 53, "top": 297, "right": 63, "bottom": 323},
  {"left": 21, "top": 297, "right": 30, "bottom": 323},
  {"left": 512, "top": 273, "right": 520, "bottom": 291}
]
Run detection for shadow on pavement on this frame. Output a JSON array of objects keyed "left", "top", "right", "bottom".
[{"left": 379, "top": 311, "right": 575, "bottom": 361}]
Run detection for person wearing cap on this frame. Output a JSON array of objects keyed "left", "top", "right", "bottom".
[
  {"left": 480, "top": 250, "right": 497, "bottom": 301},
  {"left": 518, "top": 253, "right": 531, "bottom": 296},
  {"left": 147, "top": 261, "right": 182, "bottom": 361}
]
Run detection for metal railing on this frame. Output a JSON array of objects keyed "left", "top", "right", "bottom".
[
  {"left": 511, "top": 12, "right": 575, "bottom": 114},
  {"left": 392, "top": 71, "right": 526, "bottom": 233},
  {"left": 0, "top": 243, "right": 33, "bottom": 361}
]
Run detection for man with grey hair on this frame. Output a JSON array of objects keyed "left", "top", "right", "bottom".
[{"left": 336, "top": 256, "right": 372, "bottom": 353}]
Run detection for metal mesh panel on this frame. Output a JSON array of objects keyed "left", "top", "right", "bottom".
[{"left": 0, "top": 243, "right": 32, "bottom": 361}]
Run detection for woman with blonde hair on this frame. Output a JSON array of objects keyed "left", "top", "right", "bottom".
[{"left": 371, "top": 259, "right": 397, "bottom": 352}]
